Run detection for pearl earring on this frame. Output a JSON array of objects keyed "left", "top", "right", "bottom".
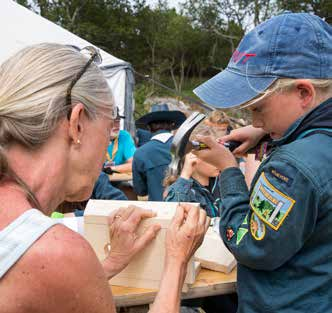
[{"left": 77, "top": 139, "right": 81, "bottom": 144}]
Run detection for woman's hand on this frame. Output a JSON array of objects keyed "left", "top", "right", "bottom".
[
  {"left": 165, "top": 204, "right": 210, "bottom": 267},
  {"left": 180, "top": 152, "right": 198, "bottom": 180},
  {"left": 102, "top": 205, "right": 161, "bottom": 279},
  {"left": 219, "top": 125, "right": 267, "bottom": 157},
  {"left": 148, "top": 204, "right": 210, "bottom": 313},
  {"left": 192, "top": 135, "right": 238, "bottom": 172}
]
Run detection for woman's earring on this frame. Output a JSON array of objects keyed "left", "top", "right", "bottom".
[{"left": 77, "top": 139, "right": 81, "bottom": 145}]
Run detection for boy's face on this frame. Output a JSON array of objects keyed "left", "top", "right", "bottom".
[
  {"left": 248, "top": 90, "right": 306, "bottom": 139},
  {"left": 195, "top": 159, "right": 220, "bottom": 178}
]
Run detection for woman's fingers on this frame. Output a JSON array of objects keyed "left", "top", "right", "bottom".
[
  {"left": 198, "top": 208, "right": 207, "bottom": 229},
  {"left": 109, "top": 205, "right": 156, "bottom": 231},
  {"left": 108, "top": 206, "right": 135, "bottom": 225},
  {"left": 133, "top": 224, "right": 161, "bottom": 253},
  {"left": 171, "top": 205, "right": 185, "bottom": 230},
  {"left": 183, "top": 204, "right": 199, "bottom": 227}
]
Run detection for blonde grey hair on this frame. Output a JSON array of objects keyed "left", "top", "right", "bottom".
[
  {"left": 0, "top": 43, "right": 114, "bottom": 208},
  {"left": 241, "top": 78, "right": 332, "bottom": 109}
]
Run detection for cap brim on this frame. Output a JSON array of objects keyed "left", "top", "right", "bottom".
[{"left": 194, "top": 69, "right": 277, "bottom": 109}]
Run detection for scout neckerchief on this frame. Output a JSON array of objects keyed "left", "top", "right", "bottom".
[
  {"left": 151, "top": 132, "right": 173, "bottom": 143},
  {"left": 106, "top": 136, "right": 119, "bottom": 162}
]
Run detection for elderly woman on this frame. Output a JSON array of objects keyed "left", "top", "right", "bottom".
[{"left": 0, "top": 43, "right": 208, "bottom": 313}]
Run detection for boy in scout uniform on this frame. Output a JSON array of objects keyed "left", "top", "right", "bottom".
[{"left": 193, "top": 12, "right": 332, "bottom": 313}]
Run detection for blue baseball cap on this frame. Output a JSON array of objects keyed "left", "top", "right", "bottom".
[{"left": 194, "top": 12, "right": 332, "bottom": 109}]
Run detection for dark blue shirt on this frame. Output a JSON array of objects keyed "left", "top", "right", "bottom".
[
  {"left": 136, "top": 128, "right": 152, "bottom": 147},
  {"left": 92, "top": 172, "right": 127, "bottom": 200},
  {"left": 132, "top": 130, "right": 173, "bottom": 201},
  {"left": 164, "top": 176, "right": 221, "bottom": 217},
  {"left": 218, "top": 98, "right": 332, "bottom": 313}
]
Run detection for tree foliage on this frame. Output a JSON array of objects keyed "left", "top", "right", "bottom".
[{"left": 15, "top": 0, "right": 331, "bottom": 97}]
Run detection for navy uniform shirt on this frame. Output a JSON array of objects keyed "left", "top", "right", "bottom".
[
  {"left": 218, "top": 98, "right": 332, "bottom": 313},
  {"left": 164, "top": 176, "right": 221, "bottom": 217},
  {"left": 132, "top": 130, "right": 173, "bottom": 201},
  {"left": 92, "top": 172, "right": 127, "bottom": 200},
  {"left": 136, "top": 128, "right": 152, "bottom": 147}
]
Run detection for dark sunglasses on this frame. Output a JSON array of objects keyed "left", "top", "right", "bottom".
[{"left": 66, "top": 46, "right": 102, "bottom": 119}]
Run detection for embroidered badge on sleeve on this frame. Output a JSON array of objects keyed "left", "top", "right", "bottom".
[
  {"left": 250, "top": 213, "right": 266, "bottom": 240},
  {"left": 226, "top": 227, "right": 235, "bottom": 241},
  {"left": 270, "top": 168, "right": 293, "bottom": 186},
  {"left": 250, "top": 172, "right": 296, "bottom": 231},
  {"left": 236, "top": 227, "right": 248, "bottom": 245}
]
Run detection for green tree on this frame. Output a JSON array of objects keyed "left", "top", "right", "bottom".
[{"left": 277, "top": 0, "right": 332, "bottom": 24}]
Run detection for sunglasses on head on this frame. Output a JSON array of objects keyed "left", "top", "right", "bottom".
[{"left": 66, "top": 46, "right": 103, "bottom": 119}]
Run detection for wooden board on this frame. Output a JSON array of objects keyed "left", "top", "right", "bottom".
[
  {"left": 195, "top": 227, "right": 236, "bottom": 274},
  {"left": 84, "top": 200, "right": 200, "bottom": 289},
  {"left": 111, "top": 268, "right": 237, "bottom": 307}
]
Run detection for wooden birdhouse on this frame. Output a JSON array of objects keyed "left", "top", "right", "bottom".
[{"left": 84, "top": 200, "right": 199, "bottom": 290}]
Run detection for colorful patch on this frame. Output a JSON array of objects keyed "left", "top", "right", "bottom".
[
  {"left": 226, "top": 227, "right": 235, "bottom": 241},
  {"left": 250, "top": 172, "right": 296, "bottom": 230},
  {"left": 242, "top": 214, "right": 248, "bottom": 225},
  {"left": 250, "top": 213, "right": 266, "bottom": 240},
  {"left": 270, "top": 168, "right": 293, "bottom": 186},
  {"left": 236, "top": 227, "right": 248, "bottom": 245}
]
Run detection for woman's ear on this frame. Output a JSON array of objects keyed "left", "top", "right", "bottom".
[
  {"left": 294, "top": 80, "right": 316, "bottom": 110},
  {"left": 68, "top": 103, "right": 85, "bottom": 146}
]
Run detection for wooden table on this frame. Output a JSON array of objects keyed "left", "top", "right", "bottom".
[
  {"left": 108, "top": 172, "right": 133, "bottom": 182},
  {"left": 108, "top": 172, "right": 137, "bottom": 200},
  {"left": 111, "top": 268, "right": 237, "bottom": 307}
]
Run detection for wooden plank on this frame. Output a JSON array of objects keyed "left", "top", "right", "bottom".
[
  {"left": 194, "top": 227, "right": 236, "bottom": 274},
  {"left": 111, "top": 268, "right": 237, "bottom": 307}
]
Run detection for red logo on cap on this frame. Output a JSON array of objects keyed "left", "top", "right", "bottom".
[{"left": 231, "top": 50, "right": 256, "bottom": 64}]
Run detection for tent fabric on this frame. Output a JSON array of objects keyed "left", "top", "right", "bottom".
[{"left": 0, "top": 0, "right": 135, "bottom": 132}]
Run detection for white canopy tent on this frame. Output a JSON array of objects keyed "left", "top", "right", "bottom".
[{"left": 0, "top": 0, "right": 135, "bottom": 132}]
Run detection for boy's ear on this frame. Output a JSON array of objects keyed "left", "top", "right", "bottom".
[{"left": 294, "top": 80, "right": 315, "bottom": 110}]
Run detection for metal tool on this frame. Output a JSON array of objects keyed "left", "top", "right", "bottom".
[
  {"left": 169, "top": 112, "right": 206, "bottom": 176},
  {"left": 169, "top": 112, "right": 245, "bottom": 176}
]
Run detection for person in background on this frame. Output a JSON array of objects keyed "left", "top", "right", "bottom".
[
  {"left": 204, "top": 110, "right": 234, "bottom": 137},
  {"left": 0, "top": 43, "right": 209, "bottom": 313},
  {"left": 193, "top": 12, "right": 332, "bottom": 313},
  {"left": 164, "top": 124, "right": 221, "bottom": 218},
  {"left": 164, "top": 152, "right": 220, "bottom": 217},
  {"left": 105, "top": 107, "right": 135, "bottom": 173},
  {"left": 132, "top": 103, "right": 186, "bottom": 201},
  {"left": 164, "top": 122, "right": 238, "bottom": 313},
  {"left": 135, "top": 127, "right": 152, "bottom": 147},
  {"left": 92, "top": 172, "right": 127, "bottom": 200}
]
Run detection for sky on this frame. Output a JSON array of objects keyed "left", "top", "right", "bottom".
[{"left": 145, "top": 0, "right": 183, "bottom": 10}]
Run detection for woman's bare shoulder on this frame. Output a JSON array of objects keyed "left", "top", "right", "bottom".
[{"left": 0, "top": 224, "right": 115, "bottom": 313}]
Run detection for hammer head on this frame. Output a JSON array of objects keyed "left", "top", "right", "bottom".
[{"left": 169, "top": 112, "right": 206, "bottom": 176}]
